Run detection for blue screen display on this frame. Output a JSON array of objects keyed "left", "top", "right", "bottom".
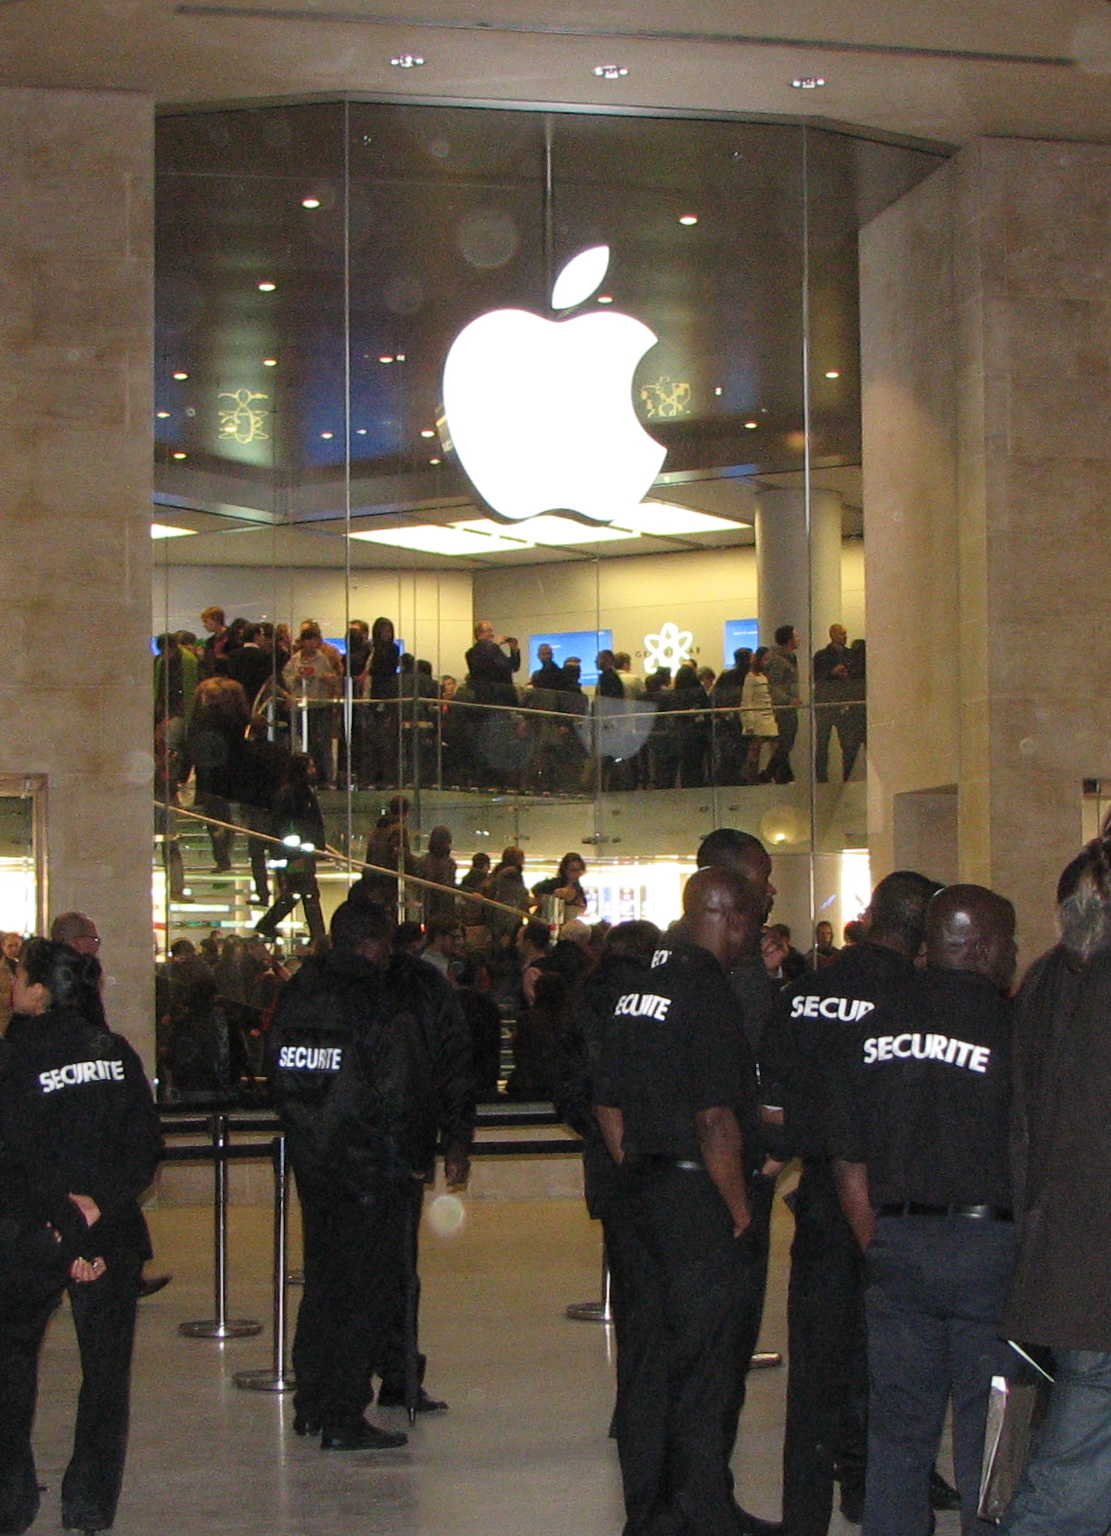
[
  {"left": 723, "top": 618, "right": 759, "bottom": 669},
  {"left": 529, "top": 629, "right": 614, "bottom": 688}
]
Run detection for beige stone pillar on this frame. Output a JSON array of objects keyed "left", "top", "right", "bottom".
[
  {"left": 754, "top": 487, "right": 844, "bottom": 663},
  {"left": 862, "top": 138, "right": 1111, "bottom": 960},
  {"left": 0, "top": 89, "right": 154, "bottom": 1060}
]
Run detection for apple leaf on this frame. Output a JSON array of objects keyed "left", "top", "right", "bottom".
[{"left": 551, "top": 245, "right": 610, "bottom": 310}]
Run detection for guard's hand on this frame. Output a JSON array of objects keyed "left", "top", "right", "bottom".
[
  {"left": 444, "top": 1149, "right": 470, "bottom": 1190},
  {"left": 733, "top": 1206, "right": 752, "bottom": 1239},
  {"left": 70, "top": 1256, "right": 106, "bottom": 1284},
  {"left": 68, "top": 1194, "right": 101, "bottom": 1227},
  {"left": 761, "top": 929, "right": 790, "bottom": 974}
]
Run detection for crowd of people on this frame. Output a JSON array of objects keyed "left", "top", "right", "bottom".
[{"left": 154, "top": 610, "right": 867, "bottom": 805}]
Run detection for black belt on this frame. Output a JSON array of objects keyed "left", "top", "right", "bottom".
[{"left": 877, "top": 1202, "right": 1013, "bottom": 1222}]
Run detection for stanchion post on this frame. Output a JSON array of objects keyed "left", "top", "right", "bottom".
[
  {"left": 179, "top": 1112, "right": 263, "bottom": 1340},
  {"left": 236, "top": 1135, "right": 296, "bottom": 1391},
  {"left": 565, "top": 1243, "right": 613, "bottom": 1323}
]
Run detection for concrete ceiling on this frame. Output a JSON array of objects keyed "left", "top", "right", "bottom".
[{"left": 6, "top": 1, "right": 1111, "bottom": 148}]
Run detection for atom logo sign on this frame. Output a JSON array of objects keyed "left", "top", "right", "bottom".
[
  {"left": 644, "top": 623, "right": 694, "bottom": 673},
  {"left": 441, "top": 245, "right": 666, "bottom": 525}
]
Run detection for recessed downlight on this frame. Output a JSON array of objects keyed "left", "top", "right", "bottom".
[
  {"left": 678, "top": 214, "right": 699, "bottom": 226},
  {"left": 420, "top": 429, "right": 436, "bottom": 438},
  {"left": 597, "top": 294, "right": 614, "bottom": 304},
  {"left": 172, "top": 371, "right": 188, "bottom": 381},
  {"left": 301, "top": 196, "right": 321, "bottom": 209},
  {"left": 156, "top": 410, "right": 171, "bottom": 419},
  {"left": 263, "top": 358, "right": 278, "bottom": 367},
  {"left": 744, "top": 420, "right": 759, "bottom": 429},
  {"left": 320, "top": 431, "right": 334, "bottom": 440},
  {"left": 172, "top": 451, "right": 187, "bottom": 460},
  {"left": 258, "top": 281, "right": 276, "bottom": 292},
  {"left": 824, "top": 369, "right": 841, "bottom": 378}
]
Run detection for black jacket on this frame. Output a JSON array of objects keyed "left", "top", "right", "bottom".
[
  {"left": 268, "top": 948, "right": 475, "bottom": 1194},
  {"left": 0, "top": 1009, "right": 161, "bottom": 1265}
]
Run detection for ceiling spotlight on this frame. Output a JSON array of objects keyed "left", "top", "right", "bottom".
[
  {"left": 429, "top": 457, "right": 442, "bottom": 465},
  {"left": 713, "top": 387, "right": 723, "bottom": 397},
  {"left": 678, "top": 214, "right": 699, "bottom": 226},
  {"left": 172, "top": 371, "right": 188, "bottom": 380},
  {"left": 597, "top": 294, "right": 614, "bottom": 304},
  {"left": 172, "top": 451, "right": 187, "bottom": 459},
  {"left": 379, "top": 355, "right": 394, "bottom": 364},
  {"left": 391, "top": 54, "right": 425, "bottom": 68},
  {"left": 356, "top": 428, "right": 368, "bottom": 435},
  {"left": 156, "top": 410, "right": 171, "bottom": 419},
  {"left": 320, "top": 431, "right": 334, "bottom": 440},
  {"left": 824, "top": 368, "right": 841, "bottom": 378},
  {"left": 263, "top": 358, "right": 278, "bottom": 367},
  {"left": 420, "top": 428, "right": 436, "bottom": 438},
  {"left": 744, "top": 420, "right": 758, "bottom": 429},
  {"left": 592, "top": 64, "right": 628, "bottom": 80},
  {"left": 258, "top": 280, "right": 276, "bottom": 292},
  {"left": 301, "top": 196, "right": 321, "bottom": 209},
  {"left": 791, "top": 76, "right": 826, "bottom": 89}
]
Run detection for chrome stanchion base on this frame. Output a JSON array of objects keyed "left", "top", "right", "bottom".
[
  {"left": 178, "top": 1319, "right": 263, "bottom": 1339},
  {"left": 565, "top": 1300, "right": 612, "bottom": 1322},
  {"left": 749, "top": 1351, "right": 783, "bottom": 1370},
  {"left": 234, "top": 1367, "right": 297, "bottom": 1392}
]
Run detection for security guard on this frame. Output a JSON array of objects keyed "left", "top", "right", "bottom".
[
  {"left": 0, "top": 938, "right": 162, "bottom": 1536},
  {"left": 761, "top": 870, "right": 941, "bottom": 1534},
  {"left": 595, "top": 867, "right": 773, "bottom": 1536},
  {"left": 268, "top": 898, "right": 473, "bottom": 1450},
  {"left": 830, "top": 885, "right": 1018, "bottom": 1536}
]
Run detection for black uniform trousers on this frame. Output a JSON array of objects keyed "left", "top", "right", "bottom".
[
  {"left": 781, "top": 1161, "right": 867, "bottom": 1536},
  {"left": 292, "top": 1177, "right": 405, "bottom": 1430},
  {"left": 375, "top": 1179, "right": 426, "bottom": 1396},
  {"left": 0, "top": 1254, "right": 141, "bottom": 1535},
  {"left": 863, "top": 1214, "right": 1016, "bottom": 1536},
  {"left": 616, "top": 1163, "right": 762, "bottom": 1536}
]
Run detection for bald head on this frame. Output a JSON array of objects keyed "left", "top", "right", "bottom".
[
  {"left": 50, "top": 911, "right": 100, "bottom": 956},
  {"left": 683, "top": 867, "right": 764, "bottom": 968},
  {"left": 925, "top": 885, "right": 1016, "bottom": 991},
  {"left": 695, "top": 828, "right": 775, "bottom": 919}
]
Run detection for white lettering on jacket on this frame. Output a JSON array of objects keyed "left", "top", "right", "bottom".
[
  {"left": 39, "top": 1059, "right": 125, "bottom": 1093},
  {"left": 861, "top": 1034, "right": 991, "bottom": 1074},
  {"left": 276, "top": 1045, "right": 343, "bottom": 1072},
  {"left": 790, "top": 994, "right": 876, "bottom": 1023},
  {"left": 614, "top": 992, "right": 672, "bottom": 1023}
]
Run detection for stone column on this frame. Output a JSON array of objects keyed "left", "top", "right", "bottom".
[
  {"left": 754, "top": 487, "right": 843, "bottom": 665},
  {"left": 0, "top": 89, "right": 154, "bottom": 1061},
  {"left": 862, "top": 137, "right": 1111, "bottom": 958}
]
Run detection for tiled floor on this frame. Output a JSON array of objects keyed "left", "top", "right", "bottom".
[{"left": 27, "top": 1194, "right": 962, "bottom": 1536}]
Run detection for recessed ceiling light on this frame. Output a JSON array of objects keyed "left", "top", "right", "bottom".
[
  {"left": 301, "top": 196, "right": 321, "bottom": 209},
  {"left": 744, "top": 420, "right": 759, "bottom": 429},
  {"left": 791, "top": 76, "right": 826, "bottom": 89},
  {"left": 379, "top": 355, "right": 394, "bottom": 364},
  {"left": 596, "top": 295, "right": 614, "bottom": 304},
  {"left": 614, "top": 503, "right": 739, "bottom": 538},
  {"left": 263, "top": 358, "right": 278, "bottom": 367},
  {"left": 156, "top": 410, "right": 171, "bottom": 419},
  {"left": 713, "top": 387, "right": 723, "bottom": 397},
  {"left": 824, "top": 368, "right": 840, "bottom": 378},
  {"left": 356, "top": 428, "right": 368, "bottom": 435},
  {"left": 258, "top": 281, "right": 276, "bottom": 292},
  {"left": 420, "top": 429, "right": 436, "bottom": 438},
  {"left": 151, "top": 523, "right": 196, "bottom": 539},
  {"left": 396, "top": 353, "right": 406, "bottom": 362},
  {"left": 592, "top": 64, "right": 628, "bottom": 80},
  {"left": 391, "top": 54, "right": 425, "bottom": 68},
  {"left": 678, "top": 214, "right": 699, "bottom": 226},
  {"left": 172, "top": 451, "right": 187, "bottom": 460},
  {"left": 320, "top": 431, "right": 334, "bottom": 440},
  {"left": 172, "top": 371, "right": 188, "bottom": 381},
  {"left": 429, "top": 457, "right": 441, "bottom": 465},
  {"left": 351, "top": 522, "right": 531, "bottom": 557}
]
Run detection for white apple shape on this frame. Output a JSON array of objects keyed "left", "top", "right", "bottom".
[{"left": 442, "top": 246, "right": 666, "bottom": 524}]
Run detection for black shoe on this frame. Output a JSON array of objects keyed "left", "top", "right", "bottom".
[
  {"left": 137, "top": 1273, "right": 172, "bottom": 1298},
  {"left": 930, "top": 1467, "right": 961, "bottom": 1511},
  {"left": 839, "top": 1483, "right": 864, "bottom": 1524},
  {"left": 293, "top": 1413, "right": 321, "bottom": 1437},
  {"left": 377, "top": 1385, "right": 447, "bottom": 1413},
  {"left": 320, "top": 1420, "right": 407, "bottom": 1451},
  {"left": 734, "top": 1508, "right": 782, "bottom": 1535}
]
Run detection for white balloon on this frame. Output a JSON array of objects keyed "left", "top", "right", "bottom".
[{"left": 427, "top": 1193, "right": 467, "bottom": 1237}]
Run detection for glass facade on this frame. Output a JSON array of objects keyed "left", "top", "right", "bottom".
[{"left": 152, "top": 101, "right": 945, "bottom": 972}]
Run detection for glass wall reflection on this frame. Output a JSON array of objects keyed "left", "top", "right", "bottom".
[{"left": 152, "top": 100, "right": 944, "bottom": 1097}]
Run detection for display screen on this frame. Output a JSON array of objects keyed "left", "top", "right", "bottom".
[
  {"left": 528, "top": 630, "right": 614, "bottom": 687},
  {"left": 723, "top": 618, "right": 760, "bottom": 668}
]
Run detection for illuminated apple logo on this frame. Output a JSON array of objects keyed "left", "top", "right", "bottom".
[{"left": 442, "top": 246, "right": 666, "bottom": 524}]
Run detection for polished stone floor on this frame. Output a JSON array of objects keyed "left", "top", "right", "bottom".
[{"left": 27, "top": 1194, "right": 963, "bottom": 1536}]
